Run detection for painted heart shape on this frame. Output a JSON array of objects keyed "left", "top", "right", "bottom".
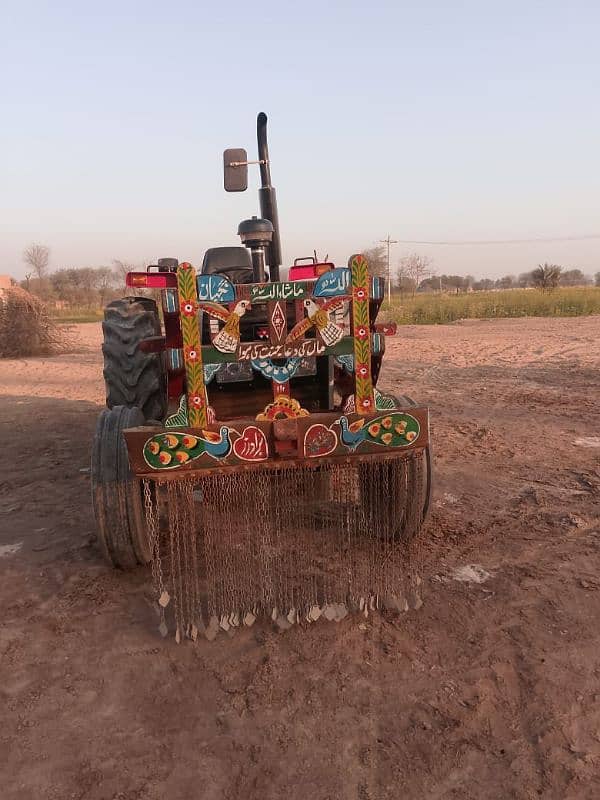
[
  {"left": 232, "top": 426, "right": 269, "bottom": 461},
  {"left": 303, "top": 423, "right": 338, "bottom": 458}
]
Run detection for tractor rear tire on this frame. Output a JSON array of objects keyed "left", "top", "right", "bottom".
[
  {"left": 359, "top": 395, "right": 432, "bottom": 542},
  {"left": 102, "top": 297, "right": 167, "bottom": 422},
  {"left": 91, "top": 405, "right": 151, "bottom": 568}
]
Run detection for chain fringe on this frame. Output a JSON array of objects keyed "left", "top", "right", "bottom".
[{"left": 142, "top": 455, "right": 425, "bottom": 641}]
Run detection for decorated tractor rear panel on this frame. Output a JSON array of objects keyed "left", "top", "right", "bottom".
[{"left": 92, "top": 113, "right": 432, "bottom": 640}]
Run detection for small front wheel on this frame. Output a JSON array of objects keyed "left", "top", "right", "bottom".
[{"left": 91, "top": 405, "right": 151, "bottom": 568}]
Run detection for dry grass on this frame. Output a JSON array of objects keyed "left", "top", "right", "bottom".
[{"left": 0, "top": 287, "right": 73, "bottom": 357}]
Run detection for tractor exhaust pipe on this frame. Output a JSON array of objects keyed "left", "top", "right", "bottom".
[{"left": 257, "top": 113, "right": 282, "bottom": 281}]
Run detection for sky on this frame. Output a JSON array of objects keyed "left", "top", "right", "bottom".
[{"left": 2, "top": 0, "right": 599, "bottom": 280}]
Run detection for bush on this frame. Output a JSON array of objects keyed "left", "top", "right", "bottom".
[{"left": 0, "top": 286, "right": 72, "bottom": 357}]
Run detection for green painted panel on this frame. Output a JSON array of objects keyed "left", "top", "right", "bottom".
[
  {"left": 249, "top": 282, "right": 310, "bottom": 302},
  {"left": 201, "top": 336, "right": 356, "bottom": 364}
]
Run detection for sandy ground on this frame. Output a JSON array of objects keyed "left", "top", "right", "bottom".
[{"left": 1, "top": 317, "right": 599, "bottom": 800}]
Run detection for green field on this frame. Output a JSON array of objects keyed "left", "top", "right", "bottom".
[
  {"left": 383, "top": 287, "right": 600, "bottom": 325},
  {"left": 51, "top": 287, "right": 600, "bottom": 327}
]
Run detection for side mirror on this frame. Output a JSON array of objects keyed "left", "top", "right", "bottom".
[{"left": 223, "top": 148, "right": 248, "bottom": 192}]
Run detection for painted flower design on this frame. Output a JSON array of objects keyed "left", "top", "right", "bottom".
[
  {"left": 356, "top": 362, "right": 369, "bottom": 378},
  {"left": 180, "top": 261, "right": 193, "bottom": 270},
  {"left": 190, "top": 395, "right": 205, "bottom": 409},
  {"left": 361, "top": 398, "right": 372, "bottom": 409},
  {"left": 184, "top": 346, "right": 200, "bottom": 362},
  {"left": 356, "top": 326, "right": 368, "bottom": 340},
  {"left": 353, "top": 287, "right": 367, "bottom": 301},
  {"left": 180, "top": 300, "right": 197, "bottom": 316}
]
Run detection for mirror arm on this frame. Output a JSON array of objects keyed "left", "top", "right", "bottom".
[{"left": 227, "top": 159, "right": 268, "bottom": 168}]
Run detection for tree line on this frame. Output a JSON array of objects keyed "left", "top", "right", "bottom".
[
  {"left": 361, "top": 245, "right": 600, "bottom": 295},
  {"left": 12, "top": 242, "right": 600, "bottom": 309},
  {"left": 19, "top": 244, "right": 138, "bottom": 308}
]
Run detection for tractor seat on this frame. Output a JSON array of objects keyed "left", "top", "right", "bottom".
[{"left": 201, "top": 246, "right": 254, "bottom": 285}]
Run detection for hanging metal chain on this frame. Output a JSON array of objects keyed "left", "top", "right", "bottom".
[
  {"left": 166, "top": 482, "right": 185, "bottom": 641},
  {"left": 143, "top": 479, "right": 169, "bottom": 634},
  {"left": 147, "top": 450, "right": 426, "bottom": 640}
]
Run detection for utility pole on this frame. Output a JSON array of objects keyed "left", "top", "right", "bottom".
[{"left": 379, "top": 234, "right": 398, "bottom": 304}]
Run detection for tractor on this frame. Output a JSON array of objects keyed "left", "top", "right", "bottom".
[{"left": 91, "top": 113, "right": 432, "bottom": 639}]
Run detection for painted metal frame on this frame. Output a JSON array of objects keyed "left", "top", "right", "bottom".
[{"left": 123, "top": 255, "right": 429, "bottom": 476}]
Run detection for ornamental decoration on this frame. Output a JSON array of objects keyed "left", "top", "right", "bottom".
[
  {"left": 177, "top": 262, "right": 208, "bottom": 427},
  {"left": 256, "top": 396, "right": 309, "bottom": 421},
  {"left": 313, "top": 268, "right": 351, "bottom": 297},
  {"left": 143, "top": 427, "right": 232, "bottom": 469},
  {"left": 343, "top": 389, "right": 401, "bottom": 414},
  {"left": 197, "top": 274, "right": 236, "bottom": 303},
  {"left": 349, "top": 254, "right": 374, "bottom": 414},
  {"left": 165, "top": 395, "right": 217, "bottom": 428},
  {"left": 334, "top": 354, "right": 355, "bottom": 373},
  {"left": 250, "top": 357, "right": 303, "bottom": 384},
  {"left": 336, "top": 412, "right": 420, "bottom": 451}
]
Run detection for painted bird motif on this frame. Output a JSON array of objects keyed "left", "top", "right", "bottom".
[
  {"left": 336, "top": 416, "right": 367, "bottom": 450},
  {"left": 144, "top": 426, "right": 232, "bottom": 469},
  {"left": 199, "top": 425, "right": 232, "bottom": 458},
  {"left": 197, "top": 300, "right": 251, "bottom": 353},
  {"left": 337, "top": 413, "right": 419, "bottom": 452},
  {"left": 285, "top": 297, "right": 347, "bottom": 347}
]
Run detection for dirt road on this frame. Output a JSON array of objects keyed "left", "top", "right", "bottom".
[{"left": 1, "top": 318, "right": 599, "bottom": 799}]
